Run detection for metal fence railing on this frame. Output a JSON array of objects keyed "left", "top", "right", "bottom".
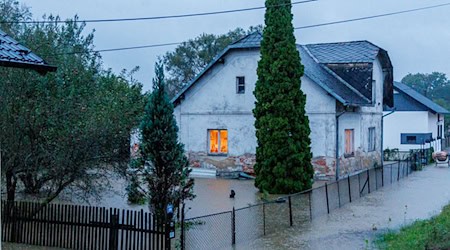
[{"left": 181, "top": 159, "right": 415, "bottom": 250}]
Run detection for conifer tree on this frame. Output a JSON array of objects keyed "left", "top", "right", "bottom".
[
  {"left": 253, "top": 0, "right": 313, "bottom": 194},
  {"left": 140, "top": 62, "right": 194, "bottom": 221}
]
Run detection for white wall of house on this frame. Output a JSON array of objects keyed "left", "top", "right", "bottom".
[
  {"left": 174, "top": 48, "right": 386, "bottom": 176},
  {"left": 175, "top": 49, "right": 337, "bottom": 159},
  {"left": 383, "top": 111, "right": 432, "bottom": 151}
]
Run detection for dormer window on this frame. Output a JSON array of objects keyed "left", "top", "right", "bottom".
[{"left": 236, "top": 76, "right": 245, "bottom": 94}]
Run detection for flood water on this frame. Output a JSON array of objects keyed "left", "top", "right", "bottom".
[
  {"left": 240, "top": 165, "right": 450, "bottom": 249},
  {"left": 7, "top": 165, "right": 450, "bottom": 249}
]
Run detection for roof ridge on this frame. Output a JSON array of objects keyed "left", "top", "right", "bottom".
[
  {"left": 305, "top": 40, "right": 377, "bottom": 47},
  {"left": 230, "top": 31, "right": 262, "bottom": 46}
]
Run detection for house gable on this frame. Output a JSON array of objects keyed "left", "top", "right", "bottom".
[{"left": 173, "top": 33, "right": 393, "bottom": 108}]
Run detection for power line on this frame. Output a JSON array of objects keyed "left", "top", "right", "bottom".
[
  {"left": 295, "top": 2, "right": 450, "bottom": 29},
  {"left": 49, "top": 42, "right": 182, "bottom": 56},
  {"left": 46, "top": 1, "right": 450, "bottom": 56},
  {"left": 1, "top": 0, "right": 317, "bottom": 24}
]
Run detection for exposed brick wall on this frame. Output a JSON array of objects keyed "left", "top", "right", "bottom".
[{"left": 188, "top": 150, "right": 380, "bottom": 180}]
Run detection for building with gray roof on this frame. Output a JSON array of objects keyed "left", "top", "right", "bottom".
[
  {"left": 383, "top": 81, "right": 449, "bottom": 152},
  {"left": 172, "top": 32, "right": 394, "bottom": 179}
]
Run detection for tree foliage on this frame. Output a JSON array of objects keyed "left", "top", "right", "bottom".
[
  {"left": 401, "top": 72, "right": 449, "bottom": 99},
  {"left": 162, "top": 26, "right": 262, "bottom": 97},
  {"left": 0, "top": 2, "right": 144, "bottom": 203},
  {"left": 139, "top": 62, "right": 194, "bottom": 221},
  {"left": 401, "top": 72, "right": 450, "bottom": 129},
  {"left": 253, "top": 0, "right": 313, "bottom": 194}
]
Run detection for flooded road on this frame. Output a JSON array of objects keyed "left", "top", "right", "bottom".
[{"left": 241, "top": 165, "right": 450, "bottom": 249}]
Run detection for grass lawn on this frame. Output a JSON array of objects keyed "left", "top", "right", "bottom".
[{"left": 377, "top": 204, "right": 450, "bottom": 249}]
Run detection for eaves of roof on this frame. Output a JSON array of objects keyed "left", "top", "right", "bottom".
[
  {"left": 394, "top": 81, "right": 450, "bottom": 115},
  {"left": 0, "top": 29, "right": 56, "bottom": 73}
]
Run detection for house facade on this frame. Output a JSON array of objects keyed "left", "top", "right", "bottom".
[
  {"left": 173, "top": 33, "right": 393, "bottom": 178},
  {"left": 383, "top": 81, "right": 449, "bottom": 152}
]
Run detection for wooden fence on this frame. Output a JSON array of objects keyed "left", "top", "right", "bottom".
[{"left": 1, "top": 200, "right": 166, "bottom": 249}]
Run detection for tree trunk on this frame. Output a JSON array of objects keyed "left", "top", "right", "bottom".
[
  {"left": 19, "top": 173, "right": 41, "bottom": 194},
  {"left": 6, "top": 169, "right": 17, "bottom": 202}
]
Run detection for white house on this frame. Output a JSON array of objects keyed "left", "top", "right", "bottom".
[
  {"left": 172, "top": 33, "right": 394, "bottom": 178},
  {"left": 383, "top": 81, "right": 449, "bottom": 152}
]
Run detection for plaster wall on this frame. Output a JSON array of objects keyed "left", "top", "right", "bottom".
[
  {"left": 174, "top": 49, "right": 385, "bottom": 178},
  {"left": 383, "top": 111, "right": 429, "bottom": 151}
]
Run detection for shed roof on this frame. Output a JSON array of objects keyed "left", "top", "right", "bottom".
[
  {"left": 390, "top": 81, "right": 450, "bottom": 114},
  {"left": 0, "top": 29, "right": 56, "bottom": 73}
]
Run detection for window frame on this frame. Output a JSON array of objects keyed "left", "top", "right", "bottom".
[
  {"left": 207, "top": 129, "right": 228, "bottom": 156},
  {"left": 344, "top": 129, "right": 355, "bottom": 158},
  {"left": 236, "top": 76, "right": 245, "bottom": 94},
  {"left": 368, "top": 127, "right": 376, "bottom": 152}
]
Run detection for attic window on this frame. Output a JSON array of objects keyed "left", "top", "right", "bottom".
[
  {"left": 208, "top": 129, "right": 228, "bottom": 154},
  {"left": 236, "top": 76, "right": 245, "bottom": 94}
]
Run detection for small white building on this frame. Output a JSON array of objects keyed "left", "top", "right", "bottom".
[
  {"left": 383, "top": 81, "right": 449, "bottom": 152},
  {"left": 172, "top": 33, "right": 394, "bottom": 178}
]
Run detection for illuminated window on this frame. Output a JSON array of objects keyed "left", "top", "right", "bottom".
[
  {"left": 208, "top": 129, "right": 228, "bottom": 154},
  {"left": 368, "top": 127, "right": 376, "bottom": 152},
  {"left": 236, "top": 76, "right": 245, "bottom": 94},
  {"left": 345, "top": 129, "right": 354, "bottom": 157}
]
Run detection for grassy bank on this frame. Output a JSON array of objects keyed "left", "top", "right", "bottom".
[{"left": 377, "top": 204, "right": 450, "bottom": 249}]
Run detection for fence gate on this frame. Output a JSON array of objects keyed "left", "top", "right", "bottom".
[{"left": 1, "top": 201, "right": 167, "bottom": 250}]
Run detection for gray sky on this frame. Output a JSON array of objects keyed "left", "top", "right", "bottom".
[{"left": 20, "top": 0, "right": 450, "bottom": 91}]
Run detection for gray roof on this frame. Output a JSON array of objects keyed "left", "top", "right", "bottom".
[
  {"left": 0, "top": 29, "right": 56, "bottom": 73},
  {"left": 299, "top": 45, "right": 370, "bottom": 105},
  {"left": 305, "top": 41, "right": 380, "bottom": 63},
  {"left": 390, "top": 81, "right": 450, "bottom": 114},
  {"left": 172, "top": 32, "right": 392, "bottom": 107}
]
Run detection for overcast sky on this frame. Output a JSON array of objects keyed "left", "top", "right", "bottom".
[{"left": 20, "top": 0, "right": 450, "bottom": 91}]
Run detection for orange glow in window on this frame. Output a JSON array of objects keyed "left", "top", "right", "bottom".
[
  {"left": 209, "top": 130, "right": 219, "bottom": 153},
  {"left": 220, "top": 130, "right": 228, "bottom": 153},
  {"left": 209, "top": 129, "right": 228, "bottom": 154}
]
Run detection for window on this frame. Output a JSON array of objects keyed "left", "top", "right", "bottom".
[
  {"left": 236, "top": 76, "right": 245, "bottom": 94},
  {"left": 406, "top": 136, "right": 417, "bottom": 144},
  {"left": 208, "top": 129, "right": 228, "bottom": 154},
  {"left": 401, "top": 133, "right": 432, "bottom": 144},
  {"left": 368, "top": 127, "right": 376, "bottom": 152},
  {"left": 344, "top": 129, "right": 354, "bottom": 157},
  {"left": 372, "top": 80, "right": 376, "bottom": 103}
]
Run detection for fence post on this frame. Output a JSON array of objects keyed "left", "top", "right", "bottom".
[
  {"left": 308, "top": 191, "right": 312, "bottom": 221},
  {"left": 347, "top": 176, "right": 352, "bottom": 203},
  {"left": 232, "top": 207, "right": 236, "bottom": 245},
  {"left": 358, "top": 173, "right": 361, "bottom": 198},
  {"left": 109, "top": 213, "right": 119, "bottom": 250},
  {"left": 367, "top": 169, "right": 371, "bottom": 194},
  {"left": 337, "top": 181, "right": 341, "bottom": 208},
  {"left": 375, "top": 167, "right": 378, "bottom": 190},
  {"left": 381, "top": 164, "right": 384, "bottom": 187},
  {"left": 390, "top": 164, "right": 393, "bottom": 184},
  {"left": 288, "top": 196, "right": 293, "bottom": 227},
  {"left": 397, "top": 160, "right": 400, "bottom": 181},
  {"left": 180, "top": 203, "right": 185, "bottom": 250},
  {"left": 263, "top": 203, "right": 266, "bottom": 235},
  {"left": 325, "top": 183, "right": 330, "bottom": 214},
  {"left": 407, "top": 157, "right": 409, "bottom": 176}
]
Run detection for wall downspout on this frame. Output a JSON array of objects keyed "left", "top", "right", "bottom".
[
  {"left": 335, "top": 109, "right": 347, "bottom": 181},
  {"left": 381, "top": 109, "right": 396, "bottom": 166}
]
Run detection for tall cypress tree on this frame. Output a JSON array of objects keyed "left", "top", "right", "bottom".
[
  {"left": 253, "top": 0, "right": 313, "bottom": 194},
  {"left": 140, "top": 62, "right": 194, "bottom": 221}
]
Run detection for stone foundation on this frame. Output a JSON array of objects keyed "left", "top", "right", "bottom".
[{"left": 188, "top": 150, "right": 380, "bottom": 180}]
